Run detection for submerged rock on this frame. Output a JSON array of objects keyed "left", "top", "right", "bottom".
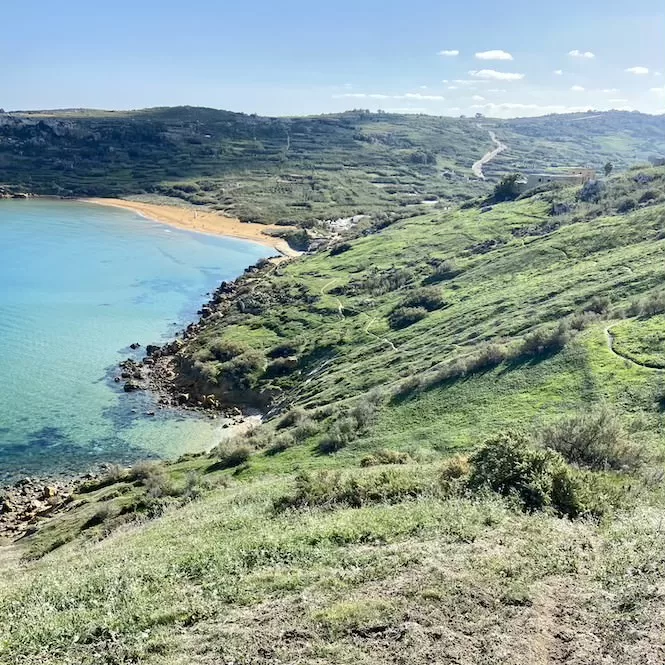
[{"left": 123, "top": 380, "right": 142, "bottom": 392}]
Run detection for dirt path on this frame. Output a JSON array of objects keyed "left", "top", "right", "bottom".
[
  {"left": 320, "top": 278, "right": 345, "bottom": 319},
  {"left": 604, "top": 325, "right": 664, "bottom": 371},
  {"left": 472, "top": 130, "right": 508, "bottom": 179},
  {"left": 364, "top": 316, "right": 397, "bottom": 351}
]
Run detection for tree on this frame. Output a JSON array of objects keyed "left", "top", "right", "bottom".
[
  {"left": 603, "top": 161, "right": 614, "bottom": 177},
  {"left": 492, "top": 173, "right": 522, "bottom": 202}
]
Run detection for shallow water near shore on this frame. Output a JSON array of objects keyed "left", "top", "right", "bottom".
[{"left": 0, "top": 199, "right": 272, "bottom": 482}]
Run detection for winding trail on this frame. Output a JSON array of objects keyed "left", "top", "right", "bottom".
[
  {"left": 364, "top": 316, "right": 397, "bottom": 352},
  {"left": 320, "top": 278, "right": 345, "bottom": 319},
  {"left": 472, "top": 130, "right": 508, "bottom": 179},
  {"left": 604, "top": 325, "right": 664, "bottom": 371}
]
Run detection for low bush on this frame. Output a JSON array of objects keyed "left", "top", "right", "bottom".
[
  {"left": 467, "top": 431, "right": 592, "bottom": 517},
  {"left": 388, "top": 306, "right": 428, "bottom": 329},
  {"left": 360, "top": 449, "right": 411, "bottom": 466},
  {"left": 318, "top": 416, "right": 358, "bottom": 454},
  {"left": 616, "top": 197, "right": 636, "bottom": 214},
  {"left": 274, "top": 467, "right": 432, "bottom": 511},
  {"left": 211, "top": 442, "right": 252, "bottom": 469},
  {"left": 426, "top": 259, "right": 460, "bottom": 283},
  {"left": 400, "top": 287, "right": 447, "bottom": 312},
  {"left": 538, "top": 406, "right": 645, "bottom": 471},
  {"left": 519, "top": 322, "right": 570, "bottom": 357},
  {"left": 330, "top": 242, "right": 352, "bottom": 256}
]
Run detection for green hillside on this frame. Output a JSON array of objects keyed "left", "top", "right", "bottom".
[
  {"left": 3, "top": 166, "right": 665, "bottom": 663},
  {"left": 2, "top": 107, "right": 665, "bottom": 224}
]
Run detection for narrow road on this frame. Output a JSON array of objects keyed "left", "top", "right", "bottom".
[{"left": 472, "top": 130, "right": 508, "bottom": 180}]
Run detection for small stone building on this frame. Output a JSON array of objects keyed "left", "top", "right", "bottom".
[{"left": 516, "top": 168, "right": 595, "bottom": 193}]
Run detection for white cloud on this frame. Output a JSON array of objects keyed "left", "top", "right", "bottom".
[
  {"left": 553, "top": 69, "right": 564, "bottom": 75},
  {"left": 447, "top": 86, "right": 459, "bottom": 90},
  {"left": 334, "top": 92, "right": 444, "bottom": 101},
  {"left": 385, "top": 107, "right": 427, "bottom": 113},
  {"left": 608, "top": 98, "right": 628, "bottom": 103},
  {"left": 655, "top": 72, "right": 663, "bottom": 77},
  {"left": 487, "top": 88, "right": 507, "bottom": 93},
  {"left": 469, "top": 69, "right": 524, "bottom": 81},
  {"left": 601, "top": 88, "right": 619, "bottom": 93},
  {"left": 570, "top": 85, "right": 585, "bottom": 92},
  {"left": 472, "top": 95, "right": 486, "bottom": 101},
  {"left": 438, "top": 50, "right": 459, "bottom": 57},
  {"left": 475, "top": 50, "right": 513, "bottom": 61},
  {"left": 650, "top": 87, "right": 665, "bottom": 97},
  {"left": 569, "top": 50, "right": 595, "bottom": 59},
  {"left": 625, "top": 66, "right": 649, "bottom": 75},
  {"left": 470, "top": 101, "right": 594, "bottom": 117}
]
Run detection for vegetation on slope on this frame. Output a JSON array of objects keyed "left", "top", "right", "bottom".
[
  {"left": 3, "top": 165, "right": 665, "bottom": 663},
  {"left": 2, "top": 107, "right": 665, "bottom": 225}
]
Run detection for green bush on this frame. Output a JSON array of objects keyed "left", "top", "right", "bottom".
[
  {"left": 274, "top": 468, "right": 432, "bottom": 511},
  {"left": 318, "top": 416, "right": 358, "bottom": 454},
  {"left": 360, "top": 449, "right": 411, "bottom": 467},
  {"left": 389, "top": 306, "right": 428, "bottom": 329},
  {"left": 467, "top": 431, "right": 590, "bottom": 517},
  {"left": 400, "top": 287, "right": 447, "bottom": 312},
  {"left": 211, "top": 442, "right": 252, "bottom": 469},
  {"left": 538, "top": 406, "right": 645, "bottom": 471}
]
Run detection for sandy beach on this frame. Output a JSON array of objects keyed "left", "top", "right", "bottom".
[{"left": 82, "top": 198, "right": 299, "bottom": 256}]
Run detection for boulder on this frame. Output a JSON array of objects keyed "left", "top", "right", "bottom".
[
  {"left": 146, "top": 344, "right": 160, "bottom": 356},
  {"left": 42, "top": 486, "right": 57, "bottom": 499},
  {"left": 129, "top": 342, "right": 141, "bottom": 350},
  {"left": 123, "top": 380, "right": 142, "bottom": 392}
]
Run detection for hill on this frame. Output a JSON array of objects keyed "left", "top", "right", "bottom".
[
  {"left": 3, "top": 166, "right": 665, "bottom": 663},
  {"left": 2, "top": 107, "right": 665, "bottom": 224}
]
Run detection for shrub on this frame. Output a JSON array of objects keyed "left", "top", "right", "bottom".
[
  {"left": 277, "top": 406, "right": 308, "bottom": 429},
  {"left": 640, "top": 292, "right": 665, "bottom": 317},
  {"left": 519, "top": 322, "right": 570, "bottom": 357},
  {"left": 585, "top": 295, "right": 611, "bottom": 315},
  {"left": 579, "top": 179, "right": 605, "bottom": 203},
  {"left": 212, "top": 442, "right": 252, "bottom": 469},
  {"left": 427, "top": 260, "right": 459, "bottom": 283},
  {"left": 440, "top": 455, "right": 471, "bottom": 481},
  {"left": 468, "top": 431, "right": 589, "bottom": 517},
  {"left": 360, "top": 449, "right": 411, "bottom": 467},
  {"left": 318, "top": 416, "right": 358, "bottom": 454},
  {"left": 292, "top": 417, "right": 320, "bottom": 441},
  {"left": 330, "top": 242, "right": 352, "bottom": 256},
  {"left": 468, "top": 343, "right": 508, "bottom": 371},
  {"left": 492, "top": 173, "right": 521, "bottom": 202},
  {"left": 129, "top": 460, "right": 161, "bottom": 481},
  {"left": 388, "top": 306, "right": 428, "bottom": 329},
  {"left": 616, "top": 197, "right": 636, "bottom": 214},
  {"left": 400, "top": 287, "right": 447, "bottom": 312},
  {"left": 274, "top": 468, "right": 431, "bottom": 511},
  {"left": 538, "top": 406, "right": 644, "bottom": 471},
  {"left": 267, "top": 433, "right": 295, "bottom": 455}
]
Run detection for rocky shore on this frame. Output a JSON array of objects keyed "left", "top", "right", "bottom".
[
  {"left": 0, "top": 471, "right": 98, "bottom": 542},
  {"left": 113, "top": 258, "right": 278, "bottom": 416}
]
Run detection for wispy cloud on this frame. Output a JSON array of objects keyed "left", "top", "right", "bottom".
[
  {"left": 570, "top": 85, "right": 585, "bottom": 92},
  {"left": 625, "top": 66, "right": 649, "bottom": 75},
  {"left": 334, "top": 92, "right": 445, "bottom": 101},
  {"left": 437, "top": 50, "right": 459, "bottom": 57},
  {"left": 568, "top": 50, "right": 595, "bottom": 59},
  {"left": 469, "top": 69, "right": 524, "bottom": 81},
  {"left": 472, "top": 95, "right": 486, "bottom": 101},
  {"left": 553, "top": 69, "right": 564, "bottom": 76},
  {"left": 650, "top": 87, "right": 665, "bottom": 97},
  {"left": 487, "top": 88, "right": 507, "bottom": 93},
  {"left": 475, "top": 50, "right": 513, "bottom": 61},
  {"left": 608, "top": 98, "right": 628, "bottom": 103},
  {"left": 470, "top": 101, "right": 593, "bottom": 117},
  {"left": 601, "top": 88, "right": 619, "bottom": 93}
]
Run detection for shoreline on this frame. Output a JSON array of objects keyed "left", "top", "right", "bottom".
[{"left": 80, "top": 198, "right": 300, "bottom": 257}]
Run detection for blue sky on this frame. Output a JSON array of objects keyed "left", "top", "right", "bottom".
[{"left": 2, "top": 0, "right": 664, "bottom": 117}]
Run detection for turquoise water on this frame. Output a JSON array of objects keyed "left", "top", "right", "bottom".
[{"left": 0, "top": 200, "right": 272, "bottom": 482}]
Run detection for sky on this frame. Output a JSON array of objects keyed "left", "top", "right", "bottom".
[{"left": 2, "top": 0, "right": 664, "bottom": 118}]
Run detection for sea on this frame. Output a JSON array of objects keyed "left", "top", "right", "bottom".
[{"left": 0, "top": 199, "right": 272, "bottom": 482}]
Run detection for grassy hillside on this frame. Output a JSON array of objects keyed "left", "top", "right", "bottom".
[
  {"left": 3, "top": 167, "right": 665, "bottom": 663},
  {"left": 2, "top": 107, "right": 665, "bottom": 225}
]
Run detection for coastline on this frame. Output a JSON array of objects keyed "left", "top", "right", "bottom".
[{"left": 80, "top": 198, "right": 300, "bottom": 257}]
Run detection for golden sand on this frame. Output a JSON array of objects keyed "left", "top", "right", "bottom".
[{"left": 82, "top": 198, "right": 299, "bottom": 256}]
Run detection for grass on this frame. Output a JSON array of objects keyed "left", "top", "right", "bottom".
[{"left": 4, "top": 164, "right": 665, "bottom": 661}]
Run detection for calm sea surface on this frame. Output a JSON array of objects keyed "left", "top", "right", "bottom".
[{"left": 0, "top": 200, "right": 272, "bottom": 482}]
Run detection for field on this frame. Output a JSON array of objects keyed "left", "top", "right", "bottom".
[
  {"left": 3, "top": 165, "right": 665, "bottom": 663},
  {"left": 2, "top": 107, "right": 665, "bottom": 225}
]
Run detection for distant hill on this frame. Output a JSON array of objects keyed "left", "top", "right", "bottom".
[{"left": 1, "top": 107, "right": 665, "bottom": 223}]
